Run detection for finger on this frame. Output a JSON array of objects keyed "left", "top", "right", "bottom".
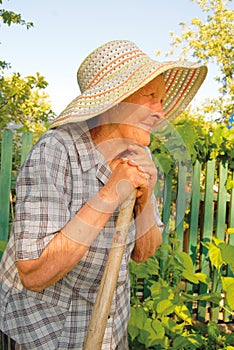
[
  {"left": 125, "top": 156, "right": 156, "bottom": 178},
  {"left": 120, "top": 158, "right": 151, "bottom": 179},
  {"left": 109, "top": 157, "right": 126, "bottom": 171}
]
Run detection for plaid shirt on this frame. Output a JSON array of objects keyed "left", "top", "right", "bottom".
[{"left": 0, "top": 122, "right": 162, "bottom": 350}]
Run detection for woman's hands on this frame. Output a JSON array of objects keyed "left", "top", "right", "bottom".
[
  {"left": 107, "top": 144, "right": 157, "bottom": 209},
  {"left": 106, "top": 144, "right": 162, "bottom": 262}
]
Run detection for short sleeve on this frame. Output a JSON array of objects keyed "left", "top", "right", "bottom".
[{"left": 13, "top": 133, "right": 72, "bottom": 260}]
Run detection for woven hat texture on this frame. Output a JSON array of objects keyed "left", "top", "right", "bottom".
[{"left": 50, "top": 40, "right": 207, "bottom": 128}]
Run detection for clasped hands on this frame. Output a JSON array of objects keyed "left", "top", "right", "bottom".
[{"left": 108, "top": 144, "right": 157, "bottom": 208}]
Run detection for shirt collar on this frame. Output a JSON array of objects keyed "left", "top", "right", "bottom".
[{"left": 67, "top": 122, "right": 112, "bottom": 184}]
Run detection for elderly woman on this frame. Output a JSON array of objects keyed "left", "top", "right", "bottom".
[{"left": 0, "top": 40, "right": 207, "bottom": 350}]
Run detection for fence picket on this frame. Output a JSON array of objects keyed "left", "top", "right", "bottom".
[
  {"left": 198, "top": 159, "right": 215, "bottom": 321},
  {"left": 175, "top": 163, "right": 187, "bottom": 248},
  {"left": 0, "top": 130, "right": 13, "bottom": 257},
  {"left": 21, "top": 132, "right": 33, "bottom": 165},
  {"left": 159, "top": 175, "right": 172, "bottom": 266},
  {"left": 228, "top": 170, "right": 234, "bottom": 238},
  {"left": 186, "top": 160, "right": 201, "bottom": 305},
  {"left": 224, "top": 169, "right": 234, "bottom": 322},
  {"left": 189, "top": 160, "right": 201, "bottom": 264},
  {"left": 211, "top": 161, "right": 228, "bottom": 321},
  {"left": 216, "top": 161, "right": 228, "bottom": 239}
]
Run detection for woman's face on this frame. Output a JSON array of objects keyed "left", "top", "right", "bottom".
[{"left": 116, "top": 74, "right": 166, "bottom": 146}]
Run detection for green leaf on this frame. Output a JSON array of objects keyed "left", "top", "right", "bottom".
[
  {"left": 180, "top": 292, "right": 197, "bottom": 303},
  {"left": 219, "top": 243, "right": 234, "bottom": 273},
  {"left": 201, "top": 241, "right": 213, "bottom": 250},
  {"left": 135, "top": 306, "right": 147, "bottom": 329},
  {"left": 194, "top": 272, "right": 209, "bottom": 284},
  {"left": 173, "top": 333, "right": 204, "bottom": 350},
  {"left": 130, "top": 263, "right": 150, "bottom": 279},
  {"left": 176, "top": 251, "right": 194, "bottom": 272},
  {"left": 150, "top": 281, "right": 161, "bottom": 298},
  {"left": 156, "top": 299, "right": 175, "bottom": 315},
  {"left": 151, "top": 319, "right": 165, "bottom": 340},
  {"left": 161, "top": 316, "right": 185, "bottom": 335},
  {"left": 221, "top": 277, "right": 234, "bottom": 309},
  {"left": 181, "top": 292, "right": 221, "bottom": 304},
  {"left": 128, "top": 306, "right": 148, "bottom": 340},
  {"left": 174, "top": 304, "right": 192, "bottom": 324},
  {"left": 209, "top": 245, "right": 224, "bottom": 270},
  {"left": 197, "top": 292, "right": 221, "bottom": 305},
  {"left": 145, "top": 257, "right": 159, "bottom": 275},
  {"left": 139, "top": 318, "right": 165, "bottom": 347},
  {"left": 213, "top": 236, "right": 225, "bottom": 246},
  {"left": 172, "top": 335, "right": 189, "bottom": 350},
  {"left": 128, "top": 307, "right": 138, "bottom": 340},
  {"left": 182, "top": 270, "right": 200, "bottom": 284},
  {"left": 128, "top": 322, "right": 139, "bottom": 341},
  {"left": 181, "top": 265, "right": 208, "bottom": 285},
  {"left": 207, "top": 321, "right": 220, "bottom": 339}
]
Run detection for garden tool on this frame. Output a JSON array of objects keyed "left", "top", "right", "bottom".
[{"left": 83, "top": 190, "right": 137, "bottom": 350}]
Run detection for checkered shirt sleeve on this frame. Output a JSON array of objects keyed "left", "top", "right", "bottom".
[{"left": 14, "top": 131, "right": 72, "bottom": 260}]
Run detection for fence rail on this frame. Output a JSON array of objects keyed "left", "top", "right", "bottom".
[{"left": 0, "top": 129, "right": 233, "bottom": 323}]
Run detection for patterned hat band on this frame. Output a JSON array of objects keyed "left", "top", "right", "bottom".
[{"left": 50, "top": 40, "right": 207, "bottom": 128}]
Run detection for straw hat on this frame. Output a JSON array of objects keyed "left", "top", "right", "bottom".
[{"left": 50, "top": 40, "right": 207, "bottom": 128}]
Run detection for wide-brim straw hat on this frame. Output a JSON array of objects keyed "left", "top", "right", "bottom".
[{"left": 50, "top": 40, "right": 207, "bottom": 128}]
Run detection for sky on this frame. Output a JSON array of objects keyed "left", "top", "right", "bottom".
[{"left": 1, "top": 0, "right": 231, "bottom": 116}]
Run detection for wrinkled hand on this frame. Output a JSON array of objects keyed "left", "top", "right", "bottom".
[{"left": 108, "top": 144, "right": 157, "bottom": 207}]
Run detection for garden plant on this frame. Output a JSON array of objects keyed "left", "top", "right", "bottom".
[{"left": 128, "top": 231, "right": 234, "bottom": 349}]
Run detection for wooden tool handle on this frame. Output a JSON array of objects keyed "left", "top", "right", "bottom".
[{"left": 83, "top": 190, "right": 136, "bottom": 350}]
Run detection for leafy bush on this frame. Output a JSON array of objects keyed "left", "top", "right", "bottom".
[
  {"left": 150, "top": 112, "right": 234, "bottom": 177},
  {"left": 128, "top": 232, "right": 234, "bottom": 349}
]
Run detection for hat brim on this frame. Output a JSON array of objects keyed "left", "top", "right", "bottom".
[{"left": 50, "top": 58, "right": 207, "bottom": 128}]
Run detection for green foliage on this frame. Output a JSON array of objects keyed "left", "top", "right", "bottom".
[
  {"left": 150, "top": 111, "right": 234, "bottom": 185},
  {"left": 0, "top": 72, "right": 55, "bottom": 135},
  {"left": 0, "top": 1, "right": 55, "bottom": 138},
  {"left": 0, "top": 0, "right": 33, "bottom": 70},
  {"left": 0, "top": 0, "right": 33, "bottom": 28},
  {"left": 176, "top": 113, "right": 234, "bottom": 167},
  {"left": 150, "top": 117, "right": 194, "bottom": 179},
  {"left": 0, "top": 8, "right": 33, "bottom": 28},
  {"left": 156, "top": 0, "right": 233, "bottom": 123},
  {"left": 129, "top": 232, "right": 234, "bottom": 349},
  {"left": 202, "top": 235, "right": 234, "bottom": 311},
  {"left": 174, "top": 0, "right": 233, "bottom": 94},
  {"left": 174, "top": 0, "right": 233, "bottom": 91}
]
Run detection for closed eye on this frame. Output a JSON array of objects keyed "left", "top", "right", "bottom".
[{"left": 141, "top": 92, "right": 155, "bottom": 98}]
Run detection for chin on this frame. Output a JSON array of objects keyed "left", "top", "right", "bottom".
[
  {"left": 137, "top": 132, "right": 151, "bottom": 146},
  {"left": 134, "top": 139, "right": 150, "bottom": 147}
]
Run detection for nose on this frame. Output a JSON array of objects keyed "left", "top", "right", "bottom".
[{"left": 150, "top": 100, "right": 165, "bottom": 120}]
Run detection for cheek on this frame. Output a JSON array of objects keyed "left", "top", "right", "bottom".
[
  {"left": 128, "top": 127, "right": 151, "bottom": 145},
  {"left": 125, "top": 109, "right": 149, "bottom": 126}
]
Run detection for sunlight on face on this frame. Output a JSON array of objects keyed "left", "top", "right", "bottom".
[
  {"left": 123, "top": 74, "right": 166, "bottom": 111},
  {"left": 90, "top": 75, "right": 167, "bottom": 149},
  {"left": 117, "top": 75, "right": 166, "bottom": 146}
]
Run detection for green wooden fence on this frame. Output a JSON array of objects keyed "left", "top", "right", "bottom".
[
  {"left": 0, "top": 130, "right": 33, "bottom": 255},
  {"left": 0, "top": 129, "right": 234, "bottom": 323}
]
